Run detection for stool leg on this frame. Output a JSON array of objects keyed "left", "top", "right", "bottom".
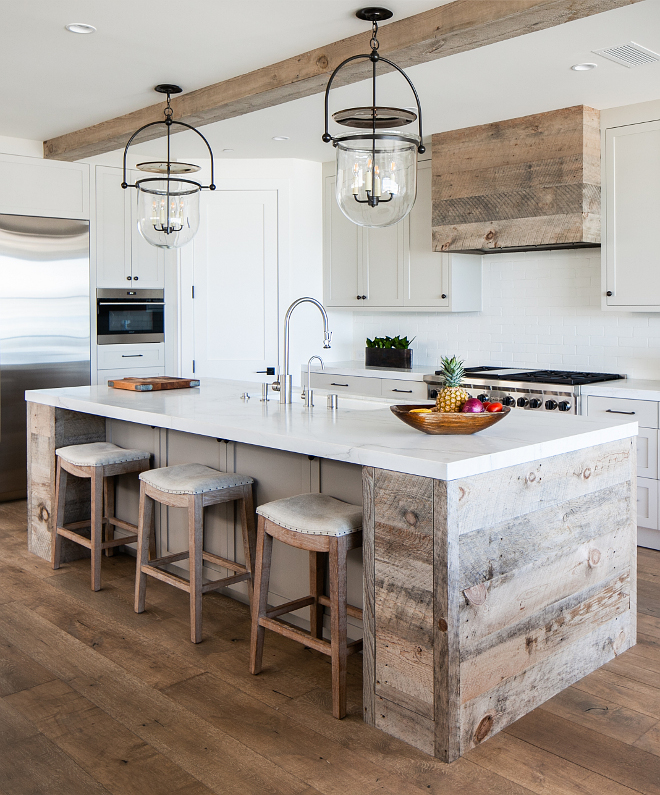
[
  {"left": 329, "top": 535, "right": 349, "bottom": 719},
  {"left": 309, "top": 551, "right": 325, "bottom": 640},
  {"left": 90, "top": 468, "right": 104, "bottom": 591},
  {"left": 238, "top": 484, "right": 257, "bottom": 605},
  {"left": 189, "top": 494, "right": 204, "bottom": 643},
  {"left": 250, "top": 515, "right": 273, "bottom": 675},
  {"left": 134, "top": 481, "right": 153, "bottom": 614},
  {"left": 104, "top": 475, "right": 115, "bottom": 557},
  {"left": 52, "top": 460, "right": 67, "bottom": 570}
]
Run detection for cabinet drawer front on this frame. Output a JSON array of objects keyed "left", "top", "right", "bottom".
[
  {"left": 309, "top": 373, "right": 382, "bottom": 397},
  {"left": 637, "top": 428, "right": 659, "bottom": 479},
  {"left": 97, "top": 344, "right": 164, "bottom": 370},
  {"left": 637, "top": 477, "right": 658, "bottom": 530},
  {"left": 380, "top": 379, "right": 428, "bottom": 401},
  {"left": 586, "top": 396, "right": 658, "bottom": 428}
]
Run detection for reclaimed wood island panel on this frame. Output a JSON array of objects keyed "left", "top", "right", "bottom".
[{"left": 362, "top": 437, "right": 636, "bottom": 762}]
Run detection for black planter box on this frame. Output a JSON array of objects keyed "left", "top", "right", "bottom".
[{"left": 365, "top": 347, "right": 413, "bottom": 369}]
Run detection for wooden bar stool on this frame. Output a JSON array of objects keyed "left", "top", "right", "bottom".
[
  {"left": 53, "top": 442, "right": 152, "bottom": 591},
  {"left": 249, "top": 493, "right": 363, "bottom": 719},
  {"left": 134, "top": 463, "right": 256, "bottom": 643}
]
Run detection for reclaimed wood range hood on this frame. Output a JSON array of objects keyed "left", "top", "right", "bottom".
[{"left": 431, "top": 105, "right": 601, "bottom": 254}]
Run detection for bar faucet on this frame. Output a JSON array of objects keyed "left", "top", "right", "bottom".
[
  {"left": 302, "top": 356, "right": 324, "bottom": 408},
  {"left": 278, "top": 297, "right": 331, "bottom": 404}
]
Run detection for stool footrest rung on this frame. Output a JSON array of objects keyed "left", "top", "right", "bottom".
[
  {"left": 347, "top": 639, "right": 363, "bottom": 655},
  {"left": 102, "top": 535, "right": 137, "bottom": 549},
  {"left": 201, "top": 571, "right": 250, "bottom": 593},
  {"left": 265, "top": 596, "right": 316, "bottom": 620},
  {"left": 149, "top": 551, "right": 190, "bottom": 567},
  {"left": 56, "top": 526, "right": 92, "bottom": 548},
  {"left": 317, "top": 594, "right": 363, "bottom": 621},
  {"left": 201, "top": 551, "right": 247, "bottom": 573},
  {"left": 141, "top": 564, "right": 191, "bottom": 592},
  {"left": 259, "top": 616, "right": 331, "bottom": 655},
  {"left": 106, "top": 516, "right": 138, "bottom": 533}
]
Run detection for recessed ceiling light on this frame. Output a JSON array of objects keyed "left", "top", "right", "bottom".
[
  {"left": 571, "top": 62, "right": 597, "bottom": 71},
  {"left": 272, "top": 136, "right": 290, "bottom": 141},
  {"left": 65, "top": 23, "right": 96, "bottom": 34}
]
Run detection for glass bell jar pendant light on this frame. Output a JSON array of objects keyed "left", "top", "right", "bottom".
[
  {"left": 322, "top": 7, "right": 425, "bottom": 228},
  {"left": 121, "top": 84, "right": 216, "bottom": 249}
]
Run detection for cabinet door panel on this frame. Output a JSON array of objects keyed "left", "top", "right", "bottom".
[
  {"left": 362, "top": 223, "right": 404, "bottom": 306},
  {"left": 323, "top": 176, "right": 361, "bottom": 307},
  {"left": 129, "top": 170, "right": 165, "bottom": 288},
  {"left": 637, "top": 477, "right": 658, "bottom": 531},
  {"left": 406, "top": 160, "right": 449, "bottom": 307},
  {"left": 96, "top": 166, "right": 131, "bottom": 287},
  {"left": 605, "top": 122, "right": 660, "bottom": 306},
  {"left": 637, "top": 427, "right": 658, "bottom": 479}
]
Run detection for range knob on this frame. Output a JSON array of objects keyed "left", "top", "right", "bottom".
[
  {"left": 503, "top": 396, "right": 516, "bottom": 407},
  {"left": 558, "top": 401, "right": 572, "bottom": 412},
  {"left": 429, "top": 388, "right": 438, "bottom": 399},
  {"left": 545, "top": 400, "right": 558, "bottom": 410},
  {"left": 477, "top": 394, "right": 489, "bottom": 402},
  {"left": 529, "top": 398, "right": 542, "bottom": 409},
  {"left": 517, "top": 397, "right": 529, "bottom": 408}
]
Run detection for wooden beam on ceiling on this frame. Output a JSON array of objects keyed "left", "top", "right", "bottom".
[{"left": 44, "top": 0, "right": 642, "bottom": 161}]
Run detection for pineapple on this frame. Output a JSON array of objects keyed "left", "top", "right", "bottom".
[{"left": 436, "top": 355, "right": 470, "bottom": 412}]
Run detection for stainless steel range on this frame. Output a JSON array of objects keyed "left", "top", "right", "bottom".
[{"left": 423, "top": 367, "right": 626, "bottom": 415}]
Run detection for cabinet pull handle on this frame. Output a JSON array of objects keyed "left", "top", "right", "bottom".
[
  {"left": 331, "top": 383, "right": 349, "bottom": 387},
  {"left": 121, "top": 354, "right": 144, "bottom": 358},
  {"left": 392, "top": 389, "right": 413, "bottom": 393},
  {"left": 606, "top": 409, "right": 635, "bottom": 415}
]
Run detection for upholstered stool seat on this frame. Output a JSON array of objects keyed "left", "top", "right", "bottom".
[
  {"left": 53, "top": 443, "right": 152, "bottom": 591},
  {"left": 135, "top": 463, "right": 256, "bottom": 643},
  {"left": 250, "top": 493, "right": 363, "bottom": 719}
]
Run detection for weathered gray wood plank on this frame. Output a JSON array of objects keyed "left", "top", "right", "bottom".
[
  {"left": 374, "top": 695, "right": 435, "bottom": 757},
  {"left": 362, "top": 466, "right": 376, "bottom": 727}
]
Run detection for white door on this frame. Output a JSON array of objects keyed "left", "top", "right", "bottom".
[
  {"left": 187, "top": 190, "right": 278, "bottom": 381},
  {"left": 605, "top": 121, "right": 660, "bottom": 307},
  {"left": 406, "top": 160, "right": 449, "bottom": 308}
]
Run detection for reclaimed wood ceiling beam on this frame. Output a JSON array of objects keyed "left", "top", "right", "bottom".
[{"left": 44, "top": 0, "right": 642, "bottom": 161}]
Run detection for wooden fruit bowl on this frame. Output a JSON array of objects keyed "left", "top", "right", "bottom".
[{"left": 390, "top": 404, "right": 511, "bottom": 435}]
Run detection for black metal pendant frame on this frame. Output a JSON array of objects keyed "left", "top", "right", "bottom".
[
  {"left": 121, "top": 86, "right": 215, "bottom": 238},
  {"left": 322, "top": 11, "right": 424, "bottom": 209}
]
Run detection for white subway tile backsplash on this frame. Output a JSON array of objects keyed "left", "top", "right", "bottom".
[{"left": 350, "top": 249, "right": 659, "bottom": 379}]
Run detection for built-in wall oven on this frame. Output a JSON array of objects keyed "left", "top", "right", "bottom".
[{"left": 97, "top": 289, "right": 164, "bottom": 344}]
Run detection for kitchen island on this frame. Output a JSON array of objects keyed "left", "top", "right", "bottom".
[{"left": 25, "top": 379, "right": 637, "bottom": 762}]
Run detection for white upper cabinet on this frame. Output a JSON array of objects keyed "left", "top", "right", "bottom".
[
  {"left": 0, "top": 154, "right": 89, "bottom": 220},
  {"left": 95, "top": 166, "right": 164, "bottom": 289},
  {"left": 323, "top": 159, "right": 481, "bottom": 311},
  {"left": 603, "top": 120, "right": 660, "bottom": 310}
]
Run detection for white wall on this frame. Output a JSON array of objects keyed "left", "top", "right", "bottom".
[
  {"left": 0, "top": 135, "right": 43, "bottom": 158},
  {"left": 351, "top": 248, "right": 659, "bottom": 379}
]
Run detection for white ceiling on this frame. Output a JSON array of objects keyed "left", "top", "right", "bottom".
[{"left": 5, "top": 1, "right": 660, "bottom": 164}]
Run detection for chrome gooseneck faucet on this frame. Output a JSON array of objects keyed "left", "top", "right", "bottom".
[{"left": 279, "top": 297, "right": 331, "bottom": 404}]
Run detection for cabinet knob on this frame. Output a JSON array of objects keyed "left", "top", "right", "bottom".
[
  {"left": 361, "top": 295, "right": 367, "bottom": 300},
  {"left": 606, "top": 291, "right": 613, "bottom": 297},
  {"left": 356, "top": 295, "right": 361, "bottom": 300},
  {"left": 126, "top": 276, "right": 131, "bottom": 281},
  {"left": 133, "top": 276, "right": 139, "bottom": 281},
  {"left": 441, "top": 294, "right": 447, "bottom": 299}
]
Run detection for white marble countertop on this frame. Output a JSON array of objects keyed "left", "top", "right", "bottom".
[
  {"left": 306, "top": 361, "right": 429, "bottom": 381},
  {"left": 26, "top": 378, "right": 637, "bottom": 481},
  {"left": 581, "top": 378, "right": 660, "bottom": 401}
]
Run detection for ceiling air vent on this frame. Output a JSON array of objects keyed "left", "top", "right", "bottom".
[{"left": 593, "top": 41, "right": 660, "bottom": 68}]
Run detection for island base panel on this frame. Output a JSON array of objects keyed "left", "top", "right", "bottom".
[
  {"left": 363, "top": 436, "right": 636, "bottom": 761},
  {"left": 27, "top": 402, "right": 106, "bottom": 562}
]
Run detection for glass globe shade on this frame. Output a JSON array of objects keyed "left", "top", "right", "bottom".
[
  {"left": 135, "top": 179, "right": 201, "bottom": 249},
  {"left": 335, "top": 132, "right": 420, "bottom": 228}
]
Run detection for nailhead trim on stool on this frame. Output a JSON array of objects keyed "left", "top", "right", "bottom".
[
  {"left": 53, "top": 443, "right": 152, "bottom": 591},
  {"left": 135, "top": 463, "right": 257, "bottom": 644},
  {"left": 250, "top": 493, "right": 363, "bottom": 719}
]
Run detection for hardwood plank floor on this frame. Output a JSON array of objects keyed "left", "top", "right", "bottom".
[{"left": 1, "top": 500, "right": 659, "bottom": 794}]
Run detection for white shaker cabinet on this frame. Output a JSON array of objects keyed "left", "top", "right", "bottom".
[
  {"left": 603, "top": 119, "right": 660, "bottom": 310},
  {"left": 95, "top": 166, "right": 165, "bottom": 289},
  {"left": 323, "top": 159, "right": 481, "bottom": 311}
]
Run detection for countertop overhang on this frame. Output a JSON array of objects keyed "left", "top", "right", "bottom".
[{"left": 26, "top": 379, "right": 638, "bottom": 481}]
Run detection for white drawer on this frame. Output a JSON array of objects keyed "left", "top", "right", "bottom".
[
  {"left": 380, "top": 378, "right": 428, "bottom": 401},
  {"left": 99, "top": 366, "right": 165, "bottom": 384},
  {"left": 97, "top": 343, "right": 165, "bottom": 370},
  {"left": 637, "top": 428, "right": 659, "bottom": 479},
  {"left": 586, "top": 395, "right": 658, "bottom": 429},
  {"left": 637, "top": 477, "right": 658, "bottom": 530},
  {"left": 308, "top": 372, "right": 382, "bottom": 397}
]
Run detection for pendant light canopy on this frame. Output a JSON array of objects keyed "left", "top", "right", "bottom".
[
  {"left": 122, "top": 84, "right": 216, "bottom": 249},
  {"left": 322, "top": 8, "right": 425, "bottom": 228}
]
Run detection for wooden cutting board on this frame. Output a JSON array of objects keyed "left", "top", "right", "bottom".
[{"left": 108, "top": 376, "right": 201, "bottom": 392}]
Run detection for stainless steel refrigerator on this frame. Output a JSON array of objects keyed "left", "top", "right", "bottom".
[{"left": 0, "top": 214, "right": 90, "bottom": 501}]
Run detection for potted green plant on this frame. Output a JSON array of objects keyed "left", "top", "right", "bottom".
[{"left": 365, "top": 335, "right": 415, "bottom": 369}]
